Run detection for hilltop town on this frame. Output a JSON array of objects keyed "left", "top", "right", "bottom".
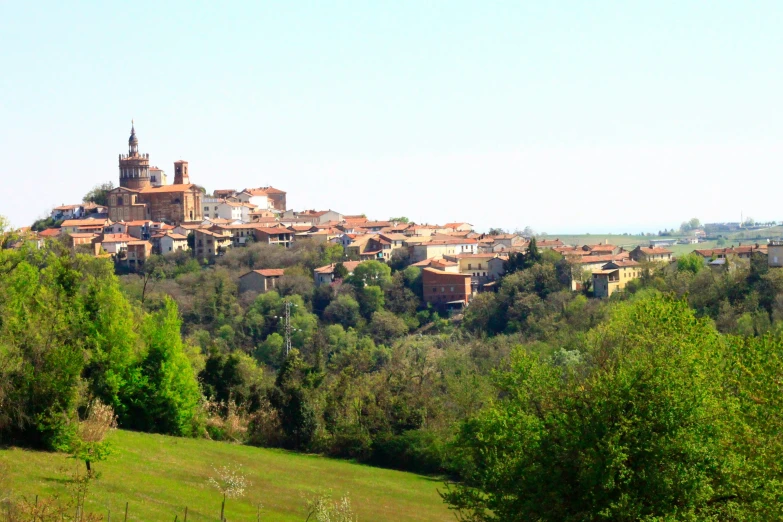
[{"left": 3, "top": 122, "right": 783, "bottom": 307}]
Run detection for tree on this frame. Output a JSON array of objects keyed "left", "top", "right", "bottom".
[
  {"left": 333, "top": 262, "right": 349, "bottom": 280},
  {"left": 357, "top": 285, "right": 385, "bottom": 320},
  {"left": 346, "top": 260, "right": 392, "bottom": 289},
  {"left": 125, "top": 298, "right": 202, "bottom": 436},
  {"left": 66, "top": 400, "right": 117, "bottom": 474},
  {"left": 676, "top": 252, "right": 703, "bottom": 274},
  {"left": 82, "top": 182, "right": 115, "bottom": 206},
  {"left": 444, "top": 297, "right": 756, "bottom": 521},
  {"left": 268, "top": 349, "right": 318, "bottom": 449},
  {"left": 389, "top": 216, "right": 409, "bottom": 223},
  {"left": 369, "top": 310, "right": 408, "bottom": 344},
  {"left": 323, "top": 295, "right": 362, "bottom": 329}
]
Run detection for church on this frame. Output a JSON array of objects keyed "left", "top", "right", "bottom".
[{"left": 107, "top": 123, "right": 203, "bottom": 224}]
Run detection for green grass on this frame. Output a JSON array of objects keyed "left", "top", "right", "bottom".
[{"left": 0, "top": 430, "right": 453, "bottom": 521}]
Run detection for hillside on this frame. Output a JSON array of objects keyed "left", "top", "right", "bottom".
[{"left": 0, "top": 430, "right": 452, "bottom": 521}]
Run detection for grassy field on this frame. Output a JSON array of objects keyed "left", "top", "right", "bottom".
[{"left": 0, "top": 430, "right": 453, "bottom": 521}]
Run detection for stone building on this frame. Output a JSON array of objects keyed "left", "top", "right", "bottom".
[{"left": 108, "top": 123, "right": 203, "bottom": 225}]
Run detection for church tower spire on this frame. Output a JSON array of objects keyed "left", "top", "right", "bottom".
[{"left": 119, "top": 120, "right": 151, "bottom": 190}]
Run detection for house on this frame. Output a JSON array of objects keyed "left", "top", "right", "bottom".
[
  {"left": 313, "top": 260, "right": 364, "bottom": 287},
  {"left": 582, "top": 243, "right": 621, "bottom": 256},
  {"left": 122, "top": 220, "right": 151, "bottom": 239},
  {"left": 215, "top": 224, "right": 265, "bottom": 247},
  {"left": 649, "top": 238, "right": 677, "bottom": 248},
  {"left": 253, "top": 227, "right": 293, "bottom": 248},
  {"left": 412, "top": 258, "right": 460, "bottom": 273},
  {"left": 443, "top": 253, "right": 505, "bottom": 286},
  {"left": 236, "top": 186, "right": 287, "bottom": 212},
  {"left": 422, "top": 268, "right": 472, "bottom": 310},
  {"left": 443, "top": 222, "right": 473, "bottom": 232},
  {"left": 238, "top": 269, "right": 285, "bottom": 294},
  {"left": 213, "top": 189, "right": 237, "bottom": 199},
  {"left": 217, "top": 200, "right": 255, "bottom": 223},
  {"left": 51, "top": 204, "right": 86, "bottom": 221},
  {"left": 286, "top": 210, "right": 344, "bottom": 225},
  {"left": 693, "top": 245, "right": 767, "bottom": 263},
  {"left": 38, "top": 228, "right": 61, "bottom": 239},
  {"left": 629, "top": 246, "right": 673, "bottom": 263},
  {"left": 536, "top": 238, "right": 565, "bottom": 249},
  {"left": 365, "top": 233, "right": 408, "bottom": 261},
  {"left": 592, "top": 260, "right": 641, "bottom": 298},
  {"left": 488, "top": 234, "right": 525, "bottom": 249},
  {"left": 125, "top": 241, "right": 152, "bottom": 268},
  {"left": 410, "top": 238, "right": 478, "bottom": 262},
  {"left": 60, "top": 218, "right": 111, "bottom": 235},
  {"left": 99, "top": 233, "right": 136, "bottom": 255},
  {"left": 346, "top": 234, "right": 378, "bottom": 259},
  {"left": 68, "top": 233, "right": 100, "bottom": 249},
  {"left": 194, "top": 228, "right": 233, "bottom": 259},
  {"left": 569, "top": 253, "right": 632, "bottom": 290},
  {"left": 357, "top": 221, "right": 394, "bottom": 233},
  {"left": 769, "top": 242, "right": 783, "bottom": 268},
  {"left": 157, "top": 231, "right": 190, "bottom": 254},
  {"left": 149, "top": 167, "right": 167, "bottom": 187}
]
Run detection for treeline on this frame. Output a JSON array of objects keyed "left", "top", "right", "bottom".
[
  {"left": 0, "top": 243, "right": 201, "bottom": 450},
  {"left": 4, "top": 234, "right": 783, "bottom": 519}
]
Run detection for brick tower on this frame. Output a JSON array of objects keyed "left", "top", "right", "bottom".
[
  {"left": 173, "top": 160, "right": 190, "bottom": 185},
  {"left": 118, "top": 121, "right": 151, "bottom": 190}
]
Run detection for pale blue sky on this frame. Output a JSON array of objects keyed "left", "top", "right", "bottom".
[{"left": 1, "top": 2, "right": 781, "bottom": 232}]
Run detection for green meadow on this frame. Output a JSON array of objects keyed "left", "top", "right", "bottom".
[{"left": 0, "top": 430, "right": 452, "bottom": 521}]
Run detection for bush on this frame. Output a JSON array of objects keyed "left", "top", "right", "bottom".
[{"left": 370, "top": 430, "right": 444, "bottom": 474}]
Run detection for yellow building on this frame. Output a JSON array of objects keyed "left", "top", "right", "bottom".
[{"left": 592, "top": 260, "right": 641, "bottom": 298}]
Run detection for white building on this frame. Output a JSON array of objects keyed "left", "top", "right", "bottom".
[
  {"left": 217, "top": 200, "right": 255, "bottom": 223},
  {"left": 236, "top": 189, "right": 271, "bottom": 210},
  {"left": 149, "top": 167, "right": 168, "bottom": 187},
  {"left": 202, "top": 197, "right": 221, "bottom": 220}
]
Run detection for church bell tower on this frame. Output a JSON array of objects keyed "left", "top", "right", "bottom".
[{"left": 119, "top": 121, "right": 151, "bottom": 190}]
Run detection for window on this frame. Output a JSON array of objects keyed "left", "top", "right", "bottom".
[
  {"left": 468, "top": 263, "right": 472, "bottom": 269},
  {"left": 117, "top": 197, "right": 123, "bottom": 206}
]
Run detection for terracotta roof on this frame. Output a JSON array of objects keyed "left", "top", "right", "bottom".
[
  {"left": 38, "top": 228, "right": 61, "bottom": 238},
  {"left": 425, "top": 238, "right": 478, "bottom": 245},
  {"left": 450, "top": 253, "right": 499, "bottom": 259},
  {"left": 536, "top": 239, "right": 564, "bottom": 247},
  {"left": 242, "top": 186, "right": 286, "bottom": 196},
  {"left": 124, "top": 220, "right": 152, "bottom": 226},
  {"left": 635, "top": 246, "right": 673, "bottom": 255},
  {"left": 431, "top": 259, "right": 458, "bottom": 267},
  {"left": 61, "top": 218, "right": 108, "bottom": 227},
  {"left": 196, "top": 229, "right": 232, "bottom": 238},
  {"left": 422, "top": 267, "right": 471, "bottom": 278},
  {"left": 314, "top": 260, "right": 364, "bottom": 274},
  {"left": 359, "top": 221, "right": 393, "bottom": 228},
  {"left": 101, "top": 234, "right": 135, "bottom": 243},
  {"left": 443, "top": 222, "right": 472, "bottom": 229},
  {"left": 69, "top": 233, "right": 99, "bottom": 239},
  {"left": 575, "top": 254, "right": 630, "bottom": 265},
  {"left": 604, "top": 260, "right": 640, "bottom": 268},
  {"left": 254, "top": 227, "right": 292, "bottom": 235},
  {"left": 161, "top": 233, "right": 188, "bottom": 240},
  {"left": 246, "top": 269, "right": 286, "bottom": 277},
  {"left": 140, "top": 184, "right": 198, "bottom": 194}
]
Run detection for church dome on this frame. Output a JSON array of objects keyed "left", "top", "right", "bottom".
[{"left": 129, "top": 124, "right": 138, "bottom": 145}]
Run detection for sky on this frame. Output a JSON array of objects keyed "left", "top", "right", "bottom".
[{"left": 1, "top": 1, "right": 781, "bottom": 233}]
